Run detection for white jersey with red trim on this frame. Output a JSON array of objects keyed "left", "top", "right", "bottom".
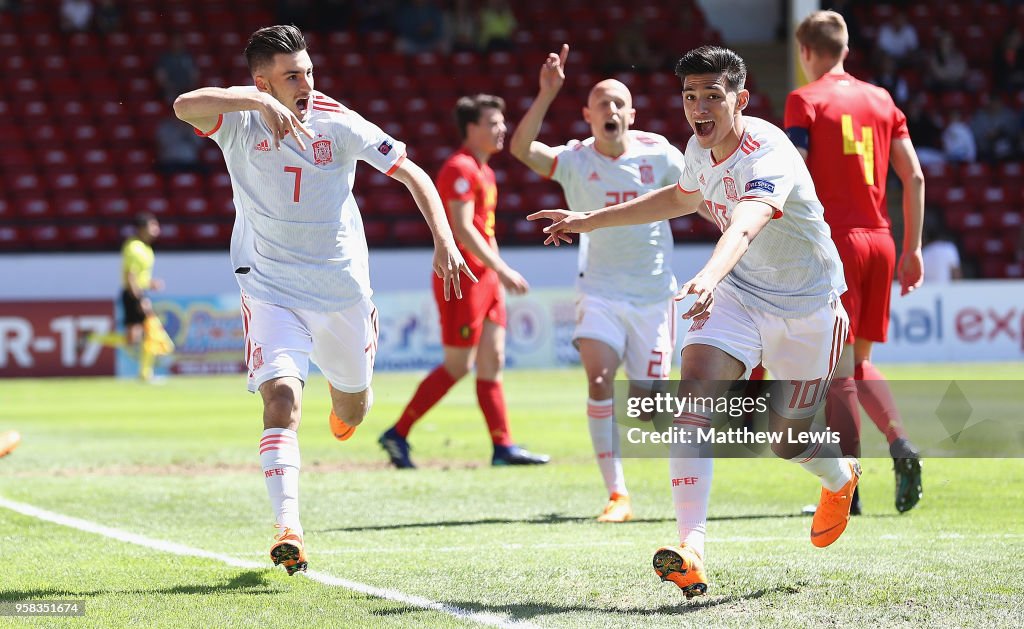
[
  {"left": 677, "top": 116, "right": 845, "bottom": 316},
  {"left": 551, "top": 130, "right": 685, "bottom": 304},
  {"left": 197, "top": 88, "right": 407, "bottom": 311}
]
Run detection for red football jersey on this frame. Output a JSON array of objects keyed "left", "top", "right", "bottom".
[
  {"left": 435, "top": 147, "right": 497, "bottom": 277},
  {"left": 784, "top": 72, "right": 910, "bottom": 232}
]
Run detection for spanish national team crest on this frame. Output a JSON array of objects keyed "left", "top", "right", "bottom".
[
  {"left": 723, "top": 176, "right": 739, "bottom": 201},
  {"left": 639, "top": 164, "right": 654, "bottom": 185},
  {"left": 312, "top": 139, "right": 333, "bottom": 165}
]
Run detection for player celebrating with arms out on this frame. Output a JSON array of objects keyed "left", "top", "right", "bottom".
[
  {"left": 379, "top": 94, "right": 548, "bottom": 468},
  {"left": 530, "top": 46, "right": 859, "bottom": 598},
  {"left": 787, "top": 10, "right": 924, "bottom": 514},
  {"left": 174, "top": 25, "right": 474, "bottom": 576},
  {"left": 510, "top": 45, "right": 686, "bottom": 522}
]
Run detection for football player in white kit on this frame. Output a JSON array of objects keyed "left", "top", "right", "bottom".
[
  {"left": 173, "top": 25, "right": 475, "bottom": 576},
  {"left": 510, "top": 45, "right": 686, "bottom": 524},
  {"left": 529, "top": 46, "right": 861, "bottom": 598}
]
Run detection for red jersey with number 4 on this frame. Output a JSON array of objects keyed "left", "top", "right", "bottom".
[
  {"left": 436, "top": 147, "right": 497, "bottom": 278},
  {"left": 784, "top": 72, "right": 909, "bottom": 232}
]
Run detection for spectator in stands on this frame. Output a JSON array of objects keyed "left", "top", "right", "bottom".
[
  {"left": 394, "top": 0, "right": 446, "bottom": 55},
  {"left": 60, "top": 0, "right": 92, "bottom": 32},
  {"left": 942, "top": 109, "right": 977, "bottom": 163},
  {"left": 926, "top": 31, "right": 968, "bottom": 92},
  {"left": 904, "top": 95, "right": 945, "bottom": 166},
  {"left": 94, "top": 0, "right": 120, "bottom": 33},
  {"left": 155, "top": 116, "right": 205, "bottom": 174},
  {"left": 921, "top": 224, "right": 962, "bottom": 283},
  {"left": 603, "top": 14, "right": 662, "bottom": 74},
  {"left": 872, "top": 54, "right": 909, "bottom": 105},
  {"left": 971, "top": 94, "right": 1019, "bottom": 162},
  {"left": 155, "top": 35, "right": 198, "bottom": 104},
  {"left": 446, "top": 0, "right": 480, "bottom": 53},
  {"left": 875, "top": 10, "right": 918, "bottom": 67},
  {"left": 478, "top": 0, "right": 515, "bottom": 52},
  {"left": 994, "top": 27, "right": 1024, "bottom": 94}
]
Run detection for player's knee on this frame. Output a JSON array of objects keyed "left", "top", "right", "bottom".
[
  {"left": 587, "top": 375, "right": 614, "bottom": 400},
  {"left": 443, "top": 361, "right": 471, "bottom": 381},
  {"left": 263, "top": 393, "right": 300, "bottom": 429},
  {"left": 770, "top": 438, "right": 803, "bottom": 460}
]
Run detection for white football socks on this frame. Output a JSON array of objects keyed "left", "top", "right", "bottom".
[
  {"left": 259, "top": 428, "right": 302, "bottom": 535},
  {"left": 669, "top": 408, "right": 713, "bottom": 557},
  {"left": 587, "top": 398, "right": 627, "bottom": 497},
  {"left": 791, "top": 437, "right": 852, "bottom": 493}
]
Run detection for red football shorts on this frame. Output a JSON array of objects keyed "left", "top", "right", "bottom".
[
  {"left": 832, "top": 228, "right": 895, "bottom": 344},
  {"left": 433, "top": 267, "right": 505, "bottom": 347}
]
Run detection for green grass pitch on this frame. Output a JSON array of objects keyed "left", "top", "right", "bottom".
[{"left": 2, "top": 364, "right": 1023, "bottom": 627}]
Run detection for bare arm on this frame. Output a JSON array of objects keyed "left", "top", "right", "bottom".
[
  {"left": 527, "top": 184, "right": 702, "bottom": 245},
  {"left": 676, "top": 201, "right": 775, "bottom": 319},
  {"left": 391, "top": 159, "right": 478, "bottom": 299},
  {"left": 890, "top": 136, "right": 925, "bottom": 295},
  {"left": 449, "top": 200, "right": 529, "bottom": 294},
  {"left": 173, "top": 86, "right": 313, "bottom": 150},
  {"left": 509, "top": 44, "right": 568, "bottom": 177}
]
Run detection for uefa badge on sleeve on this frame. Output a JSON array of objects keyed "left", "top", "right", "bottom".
[{"left": 313, "top": 139, "right": 334, "bottom": 165}]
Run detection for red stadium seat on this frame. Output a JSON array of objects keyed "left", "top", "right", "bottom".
[
  {"left": 95, "top": 196, "right": 133, "bottom": 219},
  {"left": 392, "top": 219, "right": 434, "bottom": 244},
  {"left": 55, "top": 197, "right": 93, "bottom": 218},
  {"left": 28, "top": 225, "right": 65, "bottom": 249},
  {"left": 0, "top": 226, "right": 25, "bottom": 251}
]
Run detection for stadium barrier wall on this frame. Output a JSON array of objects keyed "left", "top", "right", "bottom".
[{"left": 1, "top": 250, "right": 1022, "bottom": 377}]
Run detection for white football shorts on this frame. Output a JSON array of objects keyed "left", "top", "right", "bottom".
[
  {"left": 240, "top": 292, "right": 379, "bottom": 394},
  {"left": 681, "top": 281, "right": 848, "bottom": 419},
  {"left": 573, "top": 293, "right": 676, "bottom": 380}
]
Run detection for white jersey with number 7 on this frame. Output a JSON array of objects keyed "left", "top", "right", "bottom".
[{"left": 196, "top": 87, "right": 407, "bottom": 312}]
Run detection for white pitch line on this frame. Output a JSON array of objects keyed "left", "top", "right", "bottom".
[{"left": 0, "top": 496, "right": 535, "bottom": 629}]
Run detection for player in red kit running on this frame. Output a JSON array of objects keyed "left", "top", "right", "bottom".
[
  {"left": 786, "top": 10, "right": 924, "bottom": 513},
  {"left": 380, "top": 95, "right": 549, "bottom": 468}
]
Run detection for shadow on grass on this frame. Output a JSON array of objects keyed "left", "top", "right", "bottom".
[
  {"left": 0, "top": 570, "right": 278, "bottom": 600},
  {"left": 315, "top": 511, "right": 816, "bottom": 533},
  {"left": 367, "top": 582, "right": 806, "bottom": 620}
]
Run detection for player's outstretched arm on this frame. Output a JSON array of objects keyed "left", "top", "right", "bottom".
[
  {"left": 891, "top": 137, "right": 925, "bottom": 295},
  {"left": 391, "top": 159, "right": 478, "bottom": 300},
  {"left": 173, "top": 87, "right": 313, "bottom": 150},
  {"left": 509, "top": 44, "right": 568, "bottom": 177},
  {"left": 675, "top": 200, "right": 774, "bottom": 320},
  {"left": 527, "top": 184, "right": 700, "bottom": 245},
  {"left": 448, "top": 200, "right": 529, "bottom": 294}
]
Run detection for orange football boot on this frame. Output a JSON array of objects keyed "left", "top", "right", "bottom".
[
  {"left": 270, "top": 527, "right": 308, "bottom": 576},
  {"left": 653, "top": 544, "right": 708, "bottom": 599},
  {"left": 811, "top": 457, "right": 862, "bottom": 548},
  {"left": 0, "top": 431, "right": 21, "bottom": 458},
  {"left": 596, "top": 492, "right": 633, "bottom": 523}
]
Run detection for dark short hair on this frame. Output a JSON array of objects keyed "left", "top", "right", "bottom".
[
  {"left": 454, "top": 94, "right": 506, "bottom": 140},
  {"left": 796, "top": 10, "right": 848, "bottom": 59},
  {"left": 134, "top": 212, "right": 157, "bottom": 229},
  {"left": 675, "top": 46, "right": 747, "bottom": 92},
  {"left": 244, "top": 25, "right": 307, "bottom": 74}
]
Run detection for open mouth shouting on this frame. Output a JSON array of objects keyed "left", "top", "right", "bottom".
[
  {"left": 296, "top": 97, "right": 309, "bottom": 116},
  {"left": 694, "top": 118, "right": 715, "bottom": 138}
]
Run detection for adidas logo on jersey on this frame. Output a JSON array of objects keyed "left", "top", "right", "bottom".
[
  {"left": 588, "top": 172, "right": 601, "bottom": 181},
  {"left": 254, "top": 139, "right": 271, "bottom": 152}
]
